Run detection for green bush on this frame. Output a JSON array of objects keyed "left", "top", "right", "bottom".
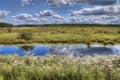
[{"left": 19, "top": 30, "right": 33, "bottom": 40}]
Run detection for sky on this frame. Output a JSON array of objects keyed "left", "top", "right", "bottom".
[{"left": 0, "top": 0, "right": 120, "bottom": 25}]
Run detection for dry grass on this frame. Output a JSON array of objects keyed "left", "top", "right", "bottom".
[{"left": 0, "top": 55, "right": 120, "bottom": 80}]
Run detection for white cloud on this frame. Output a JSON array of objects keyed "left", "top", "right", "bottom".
[
  {"left": 35, "top": 10, "right": 63, "bottom": 19},
  {"left": 52, "top": 15, "right": 63, "bottom": 19},
  {"left": 35, "top": 10, "right": 57, "bottom": 18},
  {"left": 12, "top": 13, "right": 38, "bottom": 24},
  {"left": 21, "top": 0, "right": 32, "bottom": 6},
  {"left": 11, "top": 12, "right": 108, "bottom": 24},
  {"left": 70, "top": 5, "right": 120, "bottom": 24},
  {"left": 12, "top": 9, "right": 120, "bottom": 24},
  {"left": 0, "top": 10, "right": 10, "bottom": 22},
  {"left": 108, "top": 19, "right": 120, "bottom": 24},
  {"left": 68, "top": 17, "right": 100, "bottom": 24},
  {"left": 35, "top": 10, "right": 64, "bottom": 24},
  {"left": 12, "top": 10, "right": 64, "bottom": 24},
  {"left": 75, "top": 0, "right": 117, "bottom": 5},
  {"left": 71, "top": 5, "right": 120, "bottom": 16},
  {"left": 47, "top": 0, "right": 72, "bottom": 6},
  {"left": 21, "top": 0, "right": 118, "bottom": 6},
  {"left": 47, "top": 0, "right": 117, "bottom": 6},
  {"left": 101, "top": 15, "right": 119, "bottom": 19}
]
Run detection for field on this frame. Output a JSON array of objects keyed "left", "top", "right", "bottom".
[
  {"left": 0, "top": 25, "right": 120, "bottom": 80},
  {"left": 0, "top": 55, "right": 120, "bottom": 80},
  {"left": 0, "top": 25, "right": 120, "bottom": 45}
]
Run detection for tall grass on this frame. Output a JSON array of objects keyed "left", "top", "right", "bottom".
[
  {"left": 0, "top": 55, "right": 120, "bottom": 80},
  {"left": 0, "top": 26, "right": 120, "bottom": 45}
]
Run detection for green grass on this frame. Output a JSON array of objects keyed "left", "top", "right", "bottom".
[
  {"left": 0, "top": 26, "right": 120, "bottom": 45},
  {"left": 0, "top": 55, "right": 120, "bottom": 80}
]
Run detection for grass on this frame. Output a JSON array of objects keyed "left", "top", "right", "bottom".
[
  {"left": 0, "top": 26, "right": 120, "bottom": 45},
  {"left": 0, "top": 55, "right": 120, "bottom": 80}
]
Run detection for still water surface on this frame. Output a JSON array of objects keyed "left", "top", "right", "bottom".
[{"left": 0, "top": 44, "right": 120, "bottom": 57}]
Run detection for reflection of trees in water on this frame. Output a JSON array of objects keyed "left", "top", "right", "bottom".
[{"left": 20, "top": 46, "right": 34, "bottom": 52}]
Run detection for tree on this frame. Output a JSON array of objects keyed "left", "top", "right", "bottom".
[{"left": 0, "top": 22, "right": 14, "bottom": 28}]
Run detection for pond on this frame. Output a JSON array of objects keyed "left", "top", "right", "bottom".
[{"left": 0, "top": 44, "right": 120, "bottom": 57}]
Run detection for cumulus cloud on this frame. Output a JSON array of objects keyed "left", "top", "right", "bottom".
[
  {"left": 35, "top": 10, "right": 56, "bottom": 18},
  {"left": 35, "top": 10, "right": 64, "bottom": 24},
  {"left": 12, "top": 9, "right": 120, "bottom": 24},
  {"left": 21, "top": 0, "right": 117, "bottom": 6},
  {"left": 68, "top": 17, "right": 99, "bottom": 24},
  {"left": 35, "top": 10, "right": 63, "bottom": 19},
  {"left": 47, "top": 0, "right": 117, "bottom": 6},
  {"left": 47, "top": 0, "right": 72, "bottom": 6},
  {"left": 11, "top": 12, "right": 106, "bottom": 24},
  {"left": 76, "top": 0, "right": 117, "bottom": 5},
  {"left": 0, "top": 10, "right": 10, "bottom": 22},
  {"left": 21, "top": 0, "right": 32, "bottom": 6},
  {"left": 70, "top": 5, "right": 120, "bottom": 24},
  {"left": 108, "top": 19, "right": 120, "bottom": 24},
  {"left": 52, "top": 15, "right": 63, "bottom": 19},
  {"left": 12, "top": 13, "right": 38, "bottom": 24},
  {"left": 71, "top": 5, "right": 120, "bottom": 16},
  {"left": 12, "top": 10, "right": 64, "bottom": 24},
  {"left": 101, "top": 15, "right": 119, "bottom": 19}
]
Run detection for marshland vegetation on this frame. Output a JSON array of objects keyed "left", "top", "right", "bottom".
[
  {"left": 0, "top": 55, "right": 120, "bottom": 80},
  {"left": 0, "top": 23, "right": 120, "bottom": 80},
  {"left": 0, "top": 24, "right": 120, "bottom": 45}
]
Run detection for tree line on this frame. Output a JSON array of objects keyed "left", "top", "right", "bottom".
[
  {"left": 0, "top": 22, "right": 120, "bottom": 28},
  {"left": 0, "top": 22, "right": 14, "bottom": 28},
  {"left": 17, "top": 23, "right": 120, "bottom": 27}
]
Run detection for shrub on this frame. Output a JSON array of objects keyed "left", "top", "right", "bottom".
[
  {"left": 7, "top": 27, "right": 12, "bottom": 33},
  {"left": 118, "top": 31, "right": 120, "bottom": 34},
  {"left": 19, "top": 30, "right": 33, "bottom": 40}
]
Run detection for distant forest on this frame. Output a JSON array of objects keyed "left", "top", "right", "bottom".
[
  {"left": 0, "top": 22, "right": 14, "bottom": 28},
  {"left": 0, "top": 22, "right": 120, "bottom": 27}
]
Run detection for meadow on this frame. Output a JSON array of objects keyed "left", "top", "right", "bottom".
[
  {"left": 0, "top": 55, "right": 120, "bottom": 80},
  {"left": 0, "top": 25, "right": 120, "bottom": 46},
  {"left": 0, "top": 24, "right": 120, "bottom": 80}
]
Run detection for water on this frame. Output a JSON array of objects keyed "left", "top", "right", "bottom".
[{"left": 0, "top": 44, "right": 120, "bottom": 57}]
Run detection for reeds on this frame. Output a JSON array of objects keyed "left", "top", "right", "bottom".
[{"left": 0, "top": 55, "right": 120, "bottom": 80}]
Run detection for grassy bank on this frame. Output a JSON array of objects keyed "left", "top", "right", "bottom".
[
  {"left": 0, "top": 26, "right": 120, "bottom": 45},
  {"left": 0, "top": 55, "right": 120, "bottom": 80}
]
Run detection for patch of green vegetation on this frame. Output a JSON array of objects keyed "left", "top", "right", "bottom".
[
  {"left": 0, "top": 25, "right": 120, "bottom": 45},
  {"left": 19, "top": 30, "right": 33, "bottom": 40},
  {"left": 0, "top": 55, "right": 120, "bottom": 80}
]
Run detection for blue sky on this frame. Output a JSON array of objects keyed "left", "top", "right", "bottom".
[{"left": 0, "top": 0, "right": 120, "bottom": 24}]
